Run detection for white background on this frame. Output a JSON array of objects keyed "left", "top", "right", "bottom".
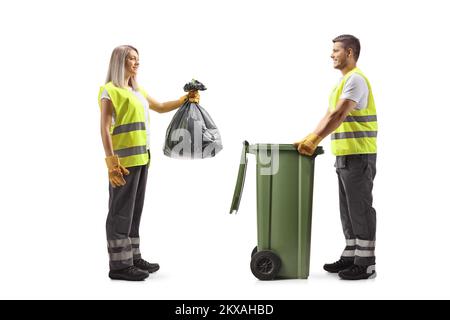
[{"left": 1, "top": 0, "right": 449, "bottom": 300}]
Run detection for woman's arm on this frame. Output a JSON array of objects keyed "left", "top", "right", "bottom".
[
  {"left": 146, "top": 91, "right": 199, "bottom": 113},
  {"left": 146, "top": 95, "right": 186, "bottom": 113},
  {"left": 100, "top": 98, "right": 114, "bottom": 156}
]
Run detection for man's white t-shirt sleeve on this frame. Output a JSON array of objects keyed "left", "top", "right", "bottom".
[{"left": 339, "top": 74, "right": 369, "bottom": 110}]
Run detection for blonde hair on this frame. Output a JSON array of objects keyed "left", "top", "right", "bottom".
[{"left": 105, "top": 45, "right": 139, "bottom": 90}]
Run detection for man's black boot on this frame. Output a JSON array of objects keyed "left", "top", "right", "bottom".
[
  {"left": 134, "top": 258, "right": 160, "bottom": 273},
  {"left": 338, "top": 264, "right": 376, "bottom": 280},
  {"left": 109, "top": 265, "right": 149, "bottom": 281},
  {"left": 323, "top": 258, "right": 354, "bottom": 273}
]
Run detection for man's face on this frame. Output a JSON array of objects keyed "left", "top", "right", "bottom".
[{"left": 331, "top": 42, "right": 349, "bottom": 70}]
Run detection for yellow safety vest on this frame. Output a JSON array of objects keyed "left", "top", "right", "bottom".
[
  {"left": 329, "top": 68, "right": 377, "bottom": 156},
  {"left": 98, "top": 82, "right": 150, "bottom": 167}
]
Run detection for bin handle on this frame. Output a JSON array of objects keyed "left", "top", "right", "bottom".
[{"left": 312, "top": 146, "right": 324, "bottom": 157}]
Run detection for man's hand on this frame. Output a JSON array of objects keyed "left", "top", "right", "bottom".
[{"left": 294, "top": 133, "right": 323, "bottom": 156}]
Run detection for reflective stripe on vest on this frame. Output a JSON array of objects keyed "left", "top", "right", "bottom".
[
  {"left": 332, "top": 131, "right": 377, "bottom": 140},
  {"left": 329, "top": 68, "right": 377, "bottom": 156},
  {"left": 98, "top": 82, "right": 150, "bottom": 167}
]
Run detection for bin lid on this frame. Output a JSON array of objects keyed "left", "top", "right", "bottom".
[
  {"left": 251, "top": 144, "right": 324, "bottom": 155},
  {"left": 229, "top": 141, "right": 249, "bottom": 214}
]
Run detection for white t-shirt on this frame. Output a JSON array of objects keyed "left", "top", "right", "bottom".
[
  {"left": 339, "top": 73, "right": 369, "bottom": 110},
  {"left": 101, "top": 88, "right": 151, "bottom": 149}
]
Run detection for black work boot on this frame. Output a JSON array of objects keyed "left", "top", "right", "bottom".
[
  {"left": 338, "top": 264, "right": 376, "bottom": 280},
  {"left": 323, "top": 258, "right": 354, "bottom": 273},
  {"left": 109, "top": 266, "right": 149, "bottom": 281},
  {"left": 134, "top": 258, "right": 160, "bottom": 273}
]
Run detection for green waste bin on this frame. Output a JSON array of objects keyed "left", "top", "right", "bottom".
[{"left": 230, "top": 141, "right": 323, "bottom": 280}]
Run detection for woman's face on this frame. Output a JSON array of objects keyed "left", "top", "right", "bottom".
[{"left": 125, "top": 50, "right": 139, "bottom": 76}]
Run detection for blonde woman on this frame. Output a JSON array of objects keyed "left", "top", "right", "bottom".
[{"left": 99, "top": 45, "right": 198, "bottom": 281}]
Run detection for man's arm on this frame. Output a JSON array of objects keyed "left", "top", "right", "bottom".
[
  {"left": 313, "top": 99, "right": 357, "bottom": 138},
  {"left": 294, "top": 99, "right": 357, "bottom": 155}
]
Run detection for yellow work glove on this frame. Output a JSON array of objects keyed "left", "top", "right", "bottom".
[
  {"left": 105, "top": 155, "right": 130, "bottom": 188},
  {"left": 294, "top": 133, "right": 323, "bottom": 156},
  {"left": 188, "top": 90, "right": 200, "bottom": 103},
  {"left": 180, "top": 90, "right": 200, "bottom": 104}
]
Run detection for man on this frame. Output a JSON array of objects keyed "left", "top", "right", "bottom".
[{"left": 294, "top": 35, "right": 377, "bottom": 280}]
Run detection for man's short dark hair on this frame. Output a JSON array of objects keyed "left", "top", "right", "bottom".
[{"left": 332, "top": 35, "right": 361, "bottom": 62}]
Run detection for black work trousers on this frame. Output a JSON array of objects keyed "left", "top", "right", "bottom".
[
  {"left": 335, "top": 154, "right": 377, "bottom": 266},
  {"left": 106, "top": 164, "right": 148, "bottom": 270}
]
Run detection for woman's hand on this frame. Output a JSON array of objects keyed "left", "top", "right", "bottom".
[
  {"left": 105, "top": 155, "right": 130, "bottom": 187},
  {"left": 178, "top": 90, "right": 200, "bottom": 104},
  {"left": 188, "top": 90, "right": 200, "bottom": 103}
]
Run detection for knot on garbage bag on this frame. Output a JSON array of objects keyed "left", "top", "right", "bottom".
[{"left": 184, "top": 79, "right": 207, "bottom": 92}]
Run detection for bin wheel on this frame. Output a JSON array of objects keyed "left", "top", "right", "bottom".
[
  {"left": 251, "top": 246, "right": 258, "bottom": 258},
  {"left": 250, "top": 250, "right": 281, "bottom": 280}
]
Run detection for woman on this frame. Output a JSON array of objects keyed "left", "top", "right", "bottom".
[{"left": 99, "top": 45, "right": 198, "bottom": 281}]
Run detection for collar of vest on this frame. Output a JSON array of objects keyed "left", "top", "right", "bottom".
[{"left": 341, "top": 67, "right": 361, "bottom": 82}]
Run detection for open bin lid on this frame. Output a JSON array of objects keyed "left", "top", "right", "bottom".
[{"left": 229, "top": 141, "right": 249, "bottom": 214}]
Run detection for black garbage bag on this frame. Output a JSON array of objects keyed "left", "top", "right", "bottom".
[{"left": 163, "top": 80, "right": 223, "bottom": 159}]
